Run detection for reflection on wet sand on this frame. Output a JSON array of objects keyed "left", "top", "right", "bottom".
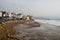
[{"left": 14, "top": 23, "right": 60, "bottom": 40}]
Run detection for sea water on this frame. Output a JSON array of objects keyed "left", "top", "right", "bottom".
[{"left": 35, "top": 19, "right": 60, "bottom": 26}]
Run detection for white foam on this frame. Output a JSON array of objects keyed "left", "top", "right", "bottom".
[{"left": 35, "top": 19, "right": 60, "bottom": 26}]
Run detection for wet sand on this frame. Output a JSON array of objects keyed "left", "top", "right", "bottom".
[{"left": 14, "top": 23, "right": 60, "bottom": 40}]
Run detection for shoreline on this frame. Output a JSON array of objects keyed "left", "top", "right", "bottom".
[
  {"left": 0, "top": 20, "right": 60, "bottom": 40},
  {"left": 0, "top": 20, "right": 40, "bottom": 40},
  {"left": 13, "top": 21, "right": 60, "bottom": 40},
  {"left": 35, "top": 19, "right": 60, "bottom": 26}
]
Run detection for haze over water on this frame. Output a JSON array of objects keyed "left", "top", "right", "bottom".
[{"left": 0, "top": 0, "right": 60, "bottom": 19}]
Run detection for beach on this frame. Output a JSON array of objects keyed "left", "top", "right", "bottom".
[
  {"left": 0, "top": 20, "right": 60, "bottom": 40},
  {"left": 0, "top": 20, "right": 40, "bottom": 40},
  {"left": 1, "top": 0, "right": 60, "bottom": 40},
  {"left": 12, "top": 21, "right": 60, "bottom": 40}
]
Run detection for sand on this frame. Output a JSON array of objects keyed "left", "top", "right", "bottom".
[
  {"left": 1, "top": 20, "right": 60, "bottom": 40},
  {"left": 14, "top": 22, "right": 60, "bottom": 40},
  {"left": 0, "top": 20, "right": 40, "bottom": 40}
]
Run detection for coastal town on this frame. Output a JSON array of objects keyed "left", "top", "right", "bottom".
[
  {"left": 0, "top": 11, "right": 40, "bottom": 40},
  {"left": 1, "top": 0, "right": 60, "bottom": 40},
  {"left": 0, "top": 11, "right": 34, "bottom": 22}
]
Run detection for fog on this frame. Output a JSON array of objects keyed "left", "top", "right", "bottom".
[{"left": 0, "top": 0, "right": 60, "bottom": 19}]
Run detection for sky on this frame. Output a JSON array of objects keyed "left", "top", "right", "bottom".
[{"left": 0, "top": 0, "right": 60, "bottom": 19}]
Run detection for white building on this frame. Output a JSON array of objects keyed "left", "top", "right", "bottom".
[
  {"left": 9, "top": 12, "right": 12, "bottom": 17},
  {"left": 0, "top": 12, "right": 2, "bottom": 17},
  {"left": 16, "top": 14, "right": 23, "bottom": 19}
]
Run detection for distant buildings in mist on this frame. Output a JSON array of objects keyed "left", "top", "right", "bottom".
[{"left": 0, "top": 11, "right": 34, "bottom": 21}]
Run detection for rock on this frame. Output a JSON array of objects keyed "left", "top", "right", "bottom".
[{"left": 24, "top": 22, "right": 40, "bottom": 27}]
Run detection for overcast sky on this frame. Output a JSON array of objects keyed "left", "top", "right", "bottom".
[{"left": 0, "top": 0, "right": 60, "bottom": 19}]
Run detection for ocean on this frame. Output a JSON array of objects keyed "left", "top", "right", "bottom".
[{"left": 35, "top": 19, "right": 60, "bottom": 26}]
